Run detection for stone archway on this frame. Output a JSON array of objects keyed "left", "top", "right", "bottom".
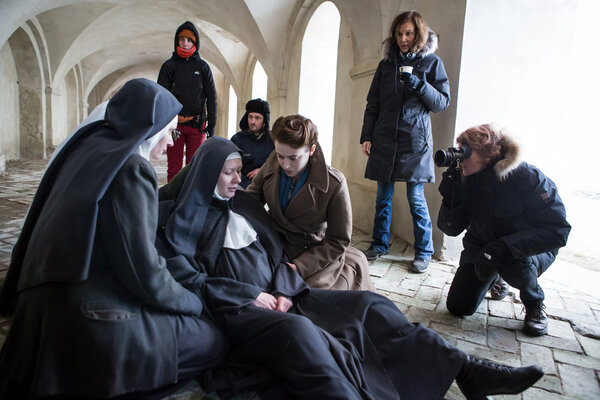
[{"left": 8, "top": 27, "right": 45, "bottom": 159}]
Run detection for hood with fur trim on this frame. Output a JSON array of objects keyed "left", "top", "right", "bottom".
[
  {"left": 383, "top": 28, "right": 439, "bottom": 61},
  {"left": 494, "top": 132, "right": 521, "bottom": 181}
]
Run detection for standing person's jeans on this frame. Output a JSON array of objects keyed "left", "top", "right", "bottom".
[
  {"left": 167, "top": 124, "right": 206, "bottom": 181},
  {"left": 370, "top": 181, "right": 433, "bottom": 259}
]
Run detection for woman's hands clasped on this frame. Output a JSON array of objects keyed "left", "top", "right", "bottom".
[{"left": 253, "top": 292, "right": 293, "bottom": 313}]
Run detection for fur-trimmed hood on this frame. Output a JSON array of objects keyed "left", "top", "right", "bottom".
[
  {"left": 494, "top": 132, "right": 521, "bottom": 181},
  {"left": 383, "top": 28, "right": 439, "bottom": 61}
]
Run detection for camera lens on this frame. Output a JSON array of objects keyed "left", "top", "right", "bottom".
[
  {"left": 434, "top": 149, "right": 450, "bottom": 167},
  {"left": 434, "top": 144, "right": 471, "bottom": 167}
]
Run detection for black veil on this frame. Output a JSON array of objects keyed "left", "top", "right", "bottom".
[
  {"left": 0, "top": 78, "right": 181, "bottom": 314},
  {"left": 161, "top": 136, "right": 241, "bottom": 261}
]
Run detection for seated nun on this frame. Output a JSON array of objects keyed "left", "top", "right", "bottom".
[
  {"left": 155, "top": 134, "right": 544, "bottom": 400},
  {"left": 0, "top": 78, "right": 226, "bottom": 399},
  {"left": 162, "top": 114, "right": 374, "bottom": 291}
]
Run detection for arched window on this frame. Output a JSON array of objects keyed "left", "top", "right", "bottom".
[
  {"left": 298, "top": 1, "right": 340, "bottom": 164},
  {"left": 252, "top": 60, "right": 267, "bottom": 101},
  {"left": 228, "top": 85, "right": 238, "bottom": 138}
]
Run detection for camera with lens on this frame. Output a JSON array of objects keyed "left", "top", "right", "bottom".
[
  {"left": 190, "top": 115, "right": 202, "bottom": 129},
  {"left": 434, "top": 144, "right": 471, "bottom": 167}
]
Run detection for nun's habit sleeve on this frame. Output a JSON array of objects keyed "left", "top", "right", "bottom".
[
  {"left": 100, "top": 155, "right": 203, "bottom": 316},
  {"left": 202, "top": 260, "right": 309, "bottom": 315},
  {"left": 202, "top": 276, "right": 262, "bottom": 314}
]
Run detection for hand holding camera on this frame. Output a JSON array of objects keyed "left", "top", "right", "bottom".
[
  {"left": 436, "top": 144, "right": 471, "bottom": 208},
  {"left": 438, "top": 166, "right": 463, "bottom": 206}
]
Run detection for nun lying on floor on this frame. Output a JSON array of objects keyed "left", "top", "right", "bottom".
[
  {"left": 0, "top": 79, "right": 226, "bottom": 399},
  {"left": 155, "top": 116, "right": 544, "bottom": 400}
]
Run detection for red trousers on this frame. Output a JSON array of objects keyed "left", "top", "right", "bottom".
[{"left": 167, "top": 124, "right": 205, "bottom": 181}]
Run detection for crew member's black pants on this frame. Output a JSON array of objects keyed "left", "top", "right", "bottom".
[{"left": 447, "top": 250, "right": 557, "bottom": 316}]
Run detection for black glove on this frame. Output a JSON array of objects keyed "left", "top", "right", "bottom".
[
  {"left": 473, "top": 240, "right": 509, "bottom": 281},
  {"left": 399, "top": 73, "right": 422, "bottom": 90},
  {"left": 438, "top": 166, "right": 462, "bottom": 207}
]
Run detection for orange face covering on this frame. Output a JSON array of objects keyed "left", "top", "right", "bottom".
[{"left": 176, "top": 45, "right": 196, "bottom": 59}]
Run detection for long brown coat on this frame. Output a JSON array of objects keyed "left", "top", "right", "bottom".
[{"left": 247, "top": 144, "right": 374, "bottom": 291}]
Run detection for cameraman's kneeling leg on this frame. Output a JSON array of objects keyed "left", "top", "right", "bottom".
[
  {"left": 500, "top": 251, "right": 556, "bottom": 336},
  {"left": 499, "top": 251, "right": 556, "bottom": 308},
  {"left": 447, "top": 263, "right": 496, "bottom": 316}
]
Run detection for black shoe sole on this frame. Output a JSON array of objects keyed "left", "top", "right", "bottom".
[
  {"left": 364, "top": 252, "right": 388, "bottom": 261},
  {"left": 524, "top": 326, "right": 548, "bottom": 336}
]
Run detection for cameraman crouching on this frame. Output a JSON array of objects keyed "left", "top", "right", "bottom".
[{"left": 437, "top": 124, "right": 570, "bottom": 336}]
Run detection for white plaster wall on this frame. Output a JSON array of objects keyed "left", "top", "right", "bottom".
[
  {"left": 0, "top": 42, "right": 20, "bottom": 162},
  {"left": 51, "top": 79, "right": 68, "bottom": 149},
  {"left": 456, "top": 0, "right": 588, "bottom": 191},
  {"left": 65, "top": 69, "right": 80, "bottom": 134},
  {"left": 454, "top": 0, "right": 600, "bottom": 263}
]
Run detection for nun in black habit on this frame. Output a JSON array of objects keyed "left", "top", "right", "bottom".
[
  {"left": 0, "top": 78, "right": 226, "bottom": 399},
  {"left": 156, "top": 136, "right": 544, "bottom": 400}
]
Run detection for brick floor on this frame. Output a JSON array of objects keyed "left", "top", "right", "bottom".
[{"left": 1, "top": 157, "right": 599, "bottom": 400}]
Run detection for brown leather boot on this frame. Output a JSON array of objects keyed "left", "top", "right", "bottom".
[{"left": 524, "top": 303, "right": 548, "bottom": 336}]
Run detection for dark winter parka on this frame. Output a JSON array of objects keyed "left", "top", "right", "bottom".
[
  {"left": 231, "top": 129, "right": 274, "bottom": 189},
  {"left": 360, "top": 30, "right": 450, "bottom": 183},
  {"left": 158, "top": 21, "right": 217, "bottom": 135},
  {"left": 438, "top": 134, "right": 571, "bottom": 265}
]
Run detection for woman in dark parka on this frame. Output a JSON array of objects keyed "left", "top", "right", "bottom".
[
  {"left": 156, "top": 136, "right": 544, "bottom": 400},
  {"left": 0, "top": 78, "right": 226, "bottom": 399},
  {"left": 360, "top": 11, "right": 450, "bottom": 272}
]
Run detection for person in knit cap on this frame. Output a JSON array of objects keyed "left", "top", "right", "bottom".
[
  {"left": 231, "top": 98, "right": 274, "bottom": 188},
  {"left": 158, "top": 21, "right": 217, "bottom": 181}
]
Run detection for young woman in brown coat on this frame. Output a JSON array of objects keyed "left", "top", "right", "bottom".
[{"left": 246, "top": 114, "right": 374, "bottom": 291}]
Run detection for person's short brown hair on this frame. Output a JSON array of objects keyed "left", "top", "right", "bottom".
[
  {"left": 388, "top": 11, "right": 429, "bottom": 53},
  {"left": 271, "top": 114, "right": 318, "bottom": 148},
  {"left": 457, "top": 124, "right": 504, "bottom": 167}
]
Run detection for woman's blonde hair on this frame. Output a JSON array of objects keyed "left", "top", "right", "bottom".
[{"left": 388, "top": 11, "right": 429, "bottom": 53}]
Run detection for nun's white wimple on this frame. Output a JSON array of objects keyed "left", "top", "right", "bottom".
[{"left": 137, "top": 115, "right": 178, "bottom": 160}]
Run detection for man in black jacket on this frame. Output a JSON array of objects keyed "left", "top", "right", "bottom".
[
  {"left": 438, "top": 124, "right": 570, "bottom": 336},
  {"left": 158, "top": 21, "right": 217, "bottom": 181},
  {"left": 231, "top": 98, "right": 274, "bottom": 188}
]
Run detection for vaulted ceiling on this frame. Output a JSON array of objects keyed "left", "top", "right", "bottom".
[{"left": 0, "top": 0, "right": 385, "bottom": 102}]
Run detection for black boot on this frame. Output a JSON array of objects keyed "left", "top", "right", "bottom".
[
  {"left": 456, "top": 355, "right": 543, "bottom": 399},
  {"left": 524, "top": 303, "right": 548, "bottom": 336}
]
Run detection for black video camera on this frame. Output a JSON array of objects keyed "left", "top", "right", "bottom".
[{"left": 434, "top": 144, "right": 471, "bottom": 167}]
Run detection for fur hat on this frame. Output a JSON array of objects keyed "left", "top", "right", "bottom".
[{"left": 239, "top": 98, "right": 270, "bottom": 133}]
